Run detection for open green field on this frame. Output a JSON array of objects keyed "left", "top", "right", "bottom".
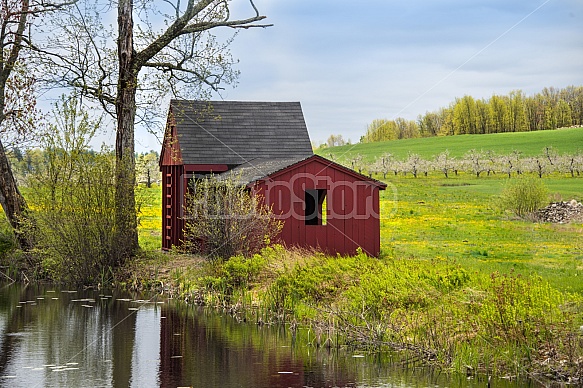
[{"left": 318, "top": 127, "right": 583, "bottom": 161}]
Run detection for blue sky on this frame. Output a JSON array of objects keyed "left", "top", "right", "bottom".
[{"left": 136, "top": 0, "right": 583, "bottom": 151}]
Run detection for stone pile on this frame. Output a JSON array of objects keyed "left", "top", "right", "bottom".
[{"left": 536, "top": 199, "right": 583, "bottom": 223}]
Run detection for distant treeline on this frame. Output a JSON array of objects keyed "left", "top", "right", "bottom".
[{"left": 362, "top": 86, "right": 583, "bottom": 142}]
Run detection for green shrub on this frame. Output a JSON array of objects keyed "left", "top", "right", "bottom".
[
  {"left": 22, "top": 97, "right": 121, "bottom": 285},
  {"left": 28, "top": 148, "right": 118, "bottom": 284},
  {"left": 498, "top": 175, "right": 548, "bottom": 218}
]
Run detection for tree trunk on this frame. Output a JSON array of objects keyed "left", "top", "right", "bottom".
[
  {"left": 0, "top": 139, "right": 32, "bottom": 250},
  {"left": 114, "top": 0, "right": 139, "bottom": 261},
  {"left": 0, "top": 0, "right": 33, "bottom": 251}
]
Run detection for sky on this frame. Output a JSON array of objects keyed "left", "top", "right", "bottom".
[{"left": 133, "top": 0, "right": 583, "bottom": 151}]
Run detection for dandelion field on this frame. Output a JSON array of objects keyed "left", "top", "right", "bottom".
[
  {"left": 136, "top": 185, "right": 163, "bottom": 251},
  {"left": 379, "top": 174, "right": 582, "bottom": 294}
]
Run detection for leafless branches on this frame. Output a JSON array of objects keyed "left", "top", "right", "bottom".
[{"left": 29, "top": 0, "right": 270, "bottom": 128}]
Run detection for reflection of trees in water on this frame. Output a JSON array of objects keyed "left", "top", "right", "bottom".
[
  {"left": 110, "top": 298, "right": 136, "bottom": 388},
  {"left": 0, "top": 283, "right": 30, "bottom": 376},
  {"left": 0, "top": 284, "right": 138, "bottom": 387},
  {"left": 158, "top": 305, "right": 355, "bottom": 388},
  {"left": 0, "top": 284, "right": 354, "bottom": 387}
]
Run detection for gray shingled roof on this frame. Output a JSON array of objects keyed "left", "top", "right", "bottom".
[
  {"left": 170, "top": 100, "right": 313, "bottom": 165},
  {"left": 218, "top": 157, "right": 309, "bottom": 185}
]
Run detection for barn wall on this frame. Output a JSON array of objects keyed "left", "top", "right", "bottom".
[
  {"left": 256, "top": 157, "right": 383, "bottom": 257},
  {"left": 163, "top": 155, "right": 383, "bottom": 255},
  {"left": 162, "top": 164, "right": 231, "bottom": 251},
  {"left": 161, "top": 165, "right": 184, "bottom": 250}
]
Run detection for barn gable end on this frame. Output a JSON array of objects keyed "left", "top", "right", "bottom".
[{"left": 247, "top": 155, "right": 386, "bottom": 257}]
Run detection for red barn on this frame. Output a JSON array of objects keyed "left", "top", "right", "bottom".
[{"left": 160, "top": 100, "right": 386, "bottom": 256}]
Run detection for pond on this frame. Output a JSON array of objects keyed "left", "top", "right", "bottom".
[{"left": 0, "top": 282, "right": 531, "bottom": 387}]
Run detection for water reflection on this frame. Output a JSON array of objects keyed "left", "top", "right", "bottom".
[
  {"left": 0, "top": 282, "right": 529, "bottom": 387},
  {"left": 157, "top": 306, "right": 356, "bottom": 387}
]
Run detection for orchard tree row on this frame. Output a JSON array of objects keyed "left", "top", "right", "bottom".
[
  {"left": 362, "top": 86, "right": 583, "bottom": 142},
  {"left": 335, "top": 148, "right": 583, "bottom": 179}
]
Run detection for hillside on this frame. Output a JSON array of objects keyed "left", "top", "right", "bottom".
[{"left": 317, "top": 127, "right": 583, "bottom": 162}]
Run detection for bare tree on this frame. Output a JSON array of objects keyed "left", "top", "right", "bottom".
[
  {"left": 34, "top": 0, "right": 270, "bottom": 260},
  {"left": 0, "top": 0, "right": 30, "bottom": 249}
]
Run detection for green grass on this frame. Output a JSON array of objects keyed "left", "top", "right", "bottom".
[
  {"left": 379, "top": 174, "right": 583, "bottom": 294},
  {"left": 136, "top": 184, "right": 162, "bottom": 251},
  {"left": 318, "top": 127, "right": 583, "bottom": 161}
]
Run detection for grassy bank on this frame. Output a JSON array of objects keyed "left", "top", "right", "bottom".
[
  {"left": 127, "top": 173, "right": 583, "bottom": 381},
  {"left": 126, "top": 245, "right": 582, "bottom": 381}
]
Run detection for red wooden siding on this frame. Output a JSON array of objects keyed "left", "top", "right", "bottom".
[
  {"left": 161, "top": 165, "right": 184, "bottom": 250},
  {"left": 254, "top": 156, "right": 385, "bottom": 257},
  {"left": 161, "top": 163, "right": 230, "bottom": 251}
]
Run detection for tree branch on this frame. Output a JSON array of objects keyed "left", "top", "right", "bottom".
[
  {"left": 134, "top": 0, "right": 270, "bottom": 68},
  {"left": 143, "top": 60, "right": 223, "bottom": 90}
]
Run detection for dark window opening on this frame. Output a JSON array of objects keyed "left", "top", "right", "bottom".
[{"left": 305, "top": 189, "right": 327, "bottom": 225}]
